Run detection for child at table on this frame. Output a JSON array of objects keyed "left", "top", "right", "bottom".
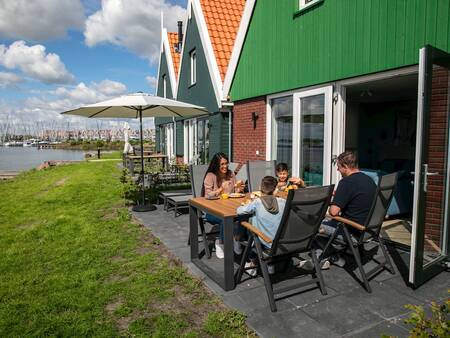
[
  {"left": 275, "top": 162, "right": 305, "bottom": 192},
  {"left": 237, "top": 176, "right": 286, "bottom": 275}
]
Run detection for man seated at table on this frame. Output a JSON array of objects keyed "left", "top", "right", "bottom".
[
  {"left": 237, "top": 176, "right": 286, "bottom": 275},
  {"left": 319, "top": 150, "right": 377, "bottom": 267}
]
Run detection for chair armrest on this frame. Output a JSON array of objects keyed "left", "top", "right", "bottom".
[
  {"left": 240, "top": 221, "right": 273, "bottom": 244},
  {"left": 327, "top": 215, "right": 366, "bottom": 231}
]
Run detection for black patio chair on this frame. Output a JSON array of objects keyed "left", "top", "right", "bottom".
[
  {"left": 235, "top": 163, "right": 247, "bottom": 183},
  {"left": 188, "top": 164, "right": 220, "bottom": 258},
  {"left": 320, "top": 172, "right": 398, "bottom": 293},
  {"left": 235, "top": 185, "right": 334, "bottom": 312},
  {"left": 246, "top": 160, "right": 276, "bottom": 192}
]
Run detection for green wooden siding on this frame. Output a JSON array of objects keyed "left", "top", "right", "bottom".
[
  {"left": 155, "top": 49, "right": 176, "bottom": 152},
  {"left": 177, "top": 11, "right": 219, "bottom": 112},
  {"left": 176, "top": 120, "right": 184, "bottom": 156},
  {"left": 231, "top": 0, "right": 450, "bottom": 101},
  {"left": 208, "top": 112, "right": 230, "bottom": 157},
  {"left": 156, "top": 50, "right": 174, "bottom": 100}
]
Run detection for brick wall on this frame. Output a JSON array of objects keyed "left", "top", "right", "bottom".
[
  {"left": 424, "top": 67, "right": 449, "bottom": 250},
  {"left": 232, "top": 96, "right": 267, "bottom": 164}
]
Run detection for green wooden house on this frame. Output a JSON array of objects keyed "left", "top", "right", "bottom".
[
  {"left": 225, "top": 0, "right": 450, "bottom": 287},
  {"left": 155, "top": 0, "right": 246, "bottom": 164}
]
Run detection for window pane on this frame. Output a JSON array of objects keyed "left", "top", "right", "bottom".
[
  {"left": 300, "top": 94, "right": 324, "bottom": 186},
  {"left": 204, "top": 120, "right": 209, "bottom": 163},
  {"left": 271, "top": 96, "right": 293, "bottom": 168},
  {"left": 198, "top": 120, "right": 204, "bottom": 164}
]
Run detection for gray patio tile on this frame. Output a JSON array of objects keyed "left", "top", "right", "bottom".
[
  {"left": 382, "top": 271, "right": 450, "bottom": 303},
  {"left": 301, "top": 293, "right": 385, "bottom": 335},
  {"left": 247, "top": 308, "right": 338, "bottom": 338},
  {"left": 338, "top": 281, "right": 419, "bottom": 319},
  {"left": 342, "top": 319, "right": 409, "bottom": 338},
  {"left": 223, "top": 285, "right": 295, "bottom": 313}
]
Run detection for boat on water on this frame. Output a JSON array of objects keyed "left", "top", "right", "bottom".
[
  {"left": 3, "top": 141, "right": 23, "bottom": 147},
  {"left": 23, "top": 139, "right": 39, "bottom": 147}
]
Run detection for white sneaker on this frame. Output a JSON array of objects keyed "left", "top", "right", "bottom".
[
  {"left": 244, "top": 262, "right": 257, "bottom": 276},
  {"left": 321, "top": 260, "right": 331, "bottom": 270},
  {"left": 233, "top": 238, "right": 243, "bottom": 255},
  {"left": 267, "top": 264, "right": 275, "bottom": 275},
  {"left": 215, "top": 239, "right": 224, "bottom": 259}
]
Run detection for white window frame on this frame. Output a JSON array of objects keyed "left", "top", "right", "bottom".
[
  {"left": 162, "top": 74, "right": 167, "bottom": 98},
  {"left": 184, "top": 118, "right": 198, "bottom": 164},
  {"left": 299, "top": 0, "right": 321, "bottom": 11},
  {"left": 266, "top": 84, "right": 333, "bottom": 186},
  {"left": 292, "top": 86, "right": 333, "bottom": 185},
  {"left": 190, "top": 50, "right": 197, "bottom": 85},
  {"left": 164, "top": 123, "right": 175, "bottom": 160}
]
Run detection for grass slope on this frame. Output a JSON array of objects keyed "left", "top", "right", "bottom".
[{"left": 0, "top": 162, "right": 253, "bottom": 337}]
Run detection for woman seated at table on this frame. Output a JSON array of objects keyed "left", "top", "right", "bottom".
[{"left": 202, "top": 152, "right": 245, "bottom": 259}]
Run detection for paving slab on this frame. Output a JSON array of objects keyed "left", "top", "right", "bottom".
[{"left": 132, "top": 207, "right": 450, "bottom": 337}]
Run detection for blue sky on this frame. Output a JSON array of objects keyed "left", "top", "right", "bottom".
[{"left": 0, "top": 0, "right": 188, "bottom": 132}]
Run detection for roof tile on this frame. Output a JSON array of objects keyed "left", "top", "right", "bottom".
[
  {"left": 167, "top": 32, "right": 181, "bottom": 78},
  {"left": 200, "top": 0, "right": 246, "bottom": 81}
]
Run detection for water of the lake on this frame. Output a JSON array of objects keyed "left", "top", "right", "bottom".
[{"left": 0, "top": 147, "right": 85, "bottom": 171}]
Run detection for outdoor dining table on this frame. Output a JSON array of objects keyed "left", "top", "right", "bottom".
[{"left": 189, "top": 191, "right": 288, "bottom": 291}]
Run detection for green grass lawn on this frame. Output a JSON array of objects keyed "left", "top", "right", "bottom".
[{"left": 0, "top": 162, "right": 254, "bottom": 337}]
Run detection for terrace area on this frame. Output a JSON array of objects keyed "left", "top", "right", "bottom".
[{"left": 133, "top": 206, "right": 449, "bottom": 337}]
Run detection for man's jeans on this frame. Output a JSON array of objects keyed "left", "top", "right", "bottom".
[{"left": 320, "top": 218, "right": 345, "bottom": 241}]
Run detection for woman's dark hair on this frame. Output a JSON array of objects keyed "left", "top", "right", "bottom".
[
  {"left": 201, "top": 152, "right": 232, "bottom": 196},
  {"left": 276, "top": 162, "right": 289, "bottom": 172}
]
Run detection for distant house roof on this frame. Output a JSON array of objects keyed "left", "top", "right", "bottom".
[
  {"left": 199, "top": 0, "right": 246, "bottom": 81},
  {"left": 167, "top": 32, "right": 181, "bottom": 77}
]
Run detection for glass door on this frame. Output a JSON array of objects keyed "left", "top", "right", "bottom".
[
  {"left": 292, "top": 86, "right": 333, "bottom": 186},
  {"left": 410, "top": 45, "right": 450, "bottom": 287}
]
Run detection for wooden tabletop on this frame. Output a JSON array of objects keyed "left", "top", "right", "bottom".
[
  {"left": 190, "top": 191, "right": 288, "bottom": 218},
  {"left": 190, "top": 195, "right": 247, "bottom": 217}
]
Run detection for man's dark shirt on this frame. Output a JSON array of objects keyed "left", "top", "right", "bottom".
[{"left": 332, "top": 172, "right": 377, "bottom": 225}]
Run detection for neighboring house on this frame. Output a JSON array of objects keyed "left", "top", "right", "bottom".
[
  {"left": 155, "top": 28, "right": 181, "bottom": 162},
  {"left": 225, "top": 0, "right": 450, "bottom": 288},
  {"left": 155, "top": 0, "right": 246, "bottom": 164}
]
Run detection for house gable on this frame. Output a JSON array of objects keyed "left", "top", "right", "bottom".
[{"left": 177, "top": 9, "right": 219, "bottom": 112}]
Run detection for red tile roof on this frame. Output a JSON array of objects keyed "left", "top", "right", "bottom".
[
  {"left": 200, "top": 0, "right": 246, "bottom": 81},
  {"left": 167, "top": 32, "right": 181, "bottom": 77}
]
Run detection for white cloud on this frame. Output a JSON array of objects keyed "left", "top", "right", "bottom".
[
  {"left": 0, "top": 0, "right": 85, "bottom": 41},
  {"left": 84, "top": 0, "right": 185, "bottom": 62},
  {"left": 94, "top": 79, "right": 127, "bottom": 96},
  {"left": 0, "top": 80, "right": 133, "bottom": 133},
  {"left": 146, "top": 75, "right": 157, "bottom": 89},
  {"left": 0, "top": 71, "right": 23, "bottom": 87},
  {"left": 0, "top": 41, "right": 75, "bottom": 84}
]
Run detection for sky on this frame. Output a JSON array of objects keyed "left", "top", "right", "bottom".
[{"left": 0, "top": 0, "right": 188, "bottom": 133}]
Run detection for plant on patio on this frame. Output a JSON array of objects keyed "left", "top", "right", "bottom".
[{"left": 403, "top": 294, "right": 449, "bottom": 338}]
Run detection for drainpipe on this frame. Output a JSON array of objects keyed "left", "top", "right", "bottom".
[{"left": 177, "top": 21, "right": 183, "bottom": 52}]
